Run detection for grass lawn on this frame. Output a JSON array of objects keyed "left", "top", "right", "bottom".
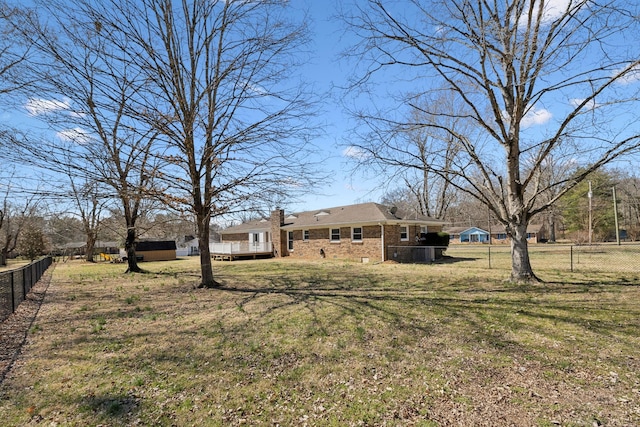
[
  {"left": 0, "top": 259, "right": 30, "bottom": 273},
  {"left": 0, "top": 257, "right": 639, "bottom": 426}
]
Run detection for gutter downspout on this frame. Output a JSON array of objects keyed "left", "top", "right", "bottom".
[{"left": 380, "top": 223, "right": 385, "bottom": 262}]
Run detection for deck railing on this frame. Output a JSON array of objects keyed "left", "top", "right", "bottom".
[{"left": 210, "top": 242, "right": 273, "bottom": 255}]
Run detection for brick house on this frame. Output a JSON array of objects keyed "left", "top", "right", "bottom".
[{"left": 216, "top": 202, "right": 446, "bottom": 262}]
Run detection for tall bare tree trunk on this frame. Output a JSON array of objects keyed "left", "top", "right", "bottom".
[
  {"left": 509, "top": 223, "right": 537, "bottom": 282},
  {"left": 125, "top": 227, "right": 141, "bottom": 273},
  {"left": 85, "top": 235, "right": 96, "bottom": 262},
  {"left": 196, "top": 212, "right": 218, "bottom": 288}
]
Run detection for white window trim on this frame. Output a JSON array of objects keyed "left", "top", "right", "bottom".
[
  {"left": 330, "top": 228, "right": 340, "bottom": 242},
  {"left": 352, "top": 226, "right": 363, "bottom": 242},
  {"left": 303, "top": 229, "right": 309, "bottom": 241},
  {"left": 288, "top": 231, "right": 294, "bottom": 251},
  {"left": 400, "top": 225, "right": 409, "bottom": 241}
]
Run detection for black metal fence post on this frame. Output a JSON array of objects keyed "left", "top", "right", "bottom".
[
  {"left": 10, "top": 270, "right": 15, "bottom": 313},
  {"left": 22, "top": 265, "right": 27, "bottom": 303},
  {"left": 570, "top": 245, "right": 573, "bottom": 272}
]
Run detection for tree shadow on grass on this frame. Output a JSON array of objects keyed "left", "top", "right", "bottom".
[
  {"left": 433, "top": 255, "right": 482, "bottom": 264},
  {"left": 214, "top": 269, "right": 640, "bottom": 356},
  {"left": 79, "top": 393, "right": 140, "bottom": 422}
]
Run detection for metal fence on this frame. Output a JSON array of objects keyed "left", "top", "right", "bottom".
[
  {"left": 388, "top": 246, "right": 449, "bottom": 263},
  {"left": 0, "top": 257, "right": 53, "bottom": 323},
  {"left": 443, "top": 244, "right": 640, "bottom": 273}
]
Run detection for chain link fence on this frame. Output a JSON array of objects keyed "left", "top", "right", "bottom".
[
  {"left": 0, "top": 257, "right": 53, "bottom": 323},
  {"left": 389, "top": 244, "right": 640, "bottom": 274},
  {"left": 446, "top": 244, "right": 640, "bottom": 273}
]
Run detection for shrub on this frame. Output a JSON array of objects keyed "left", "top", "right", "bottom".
[{"left": 420, "top": 232, "right": 450, "bottom": 247}]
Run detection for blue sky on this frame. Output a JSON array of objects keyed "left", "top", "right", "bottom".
[
  {"left": 5, "top": 0, "right": 639, "bottom": 217},
  {"left": 287, "top": 0, "right": 387, "bottom": 213},
  {"left": 0, "top": 0, "right": 386, "bottom": 214}
]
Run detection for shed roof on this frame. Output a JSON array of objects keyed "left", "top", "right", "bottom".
[{"left": 135, "top": 240, "right": 177, "bottom": 251}]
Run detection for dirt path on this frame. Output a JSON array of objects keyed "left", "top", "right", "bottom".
[{"left": 0, "top": 265, "right": 54, "bottom": 384}]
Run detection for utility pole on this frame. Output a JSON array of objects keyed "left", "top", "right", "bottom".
[
  {"left": 587, "top": 181, "right": 593, "bottom": 245},
  {"left": 487, "top": 206, "right": 492, "bottom": 245},
  {"left": 613, "top": 186, "right": 620, "bottom": 245}
]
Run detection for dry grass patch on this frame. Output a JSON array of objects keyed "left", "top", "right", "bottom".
[{"left": 0, "top": 258, "right": 639, "bottom": 426}]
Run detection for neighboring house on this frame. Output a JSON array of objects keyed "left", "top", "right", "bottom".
[
  {"left": 445, "top": 223, "right": 547, "bottom": 244},
  {"left": 134, "top": 240, "right": 177, "bottom": 261},
  {"left": 57, "top": 241, "right": 120, "bottom": 260},
  {"left": 60, "top": 242, "right": 87, "bottom": 257},
  {"left": 490, "top": 223, "right": 548, "bottom": 244},
  {"left": 176, "top": 236, "right": 200, "bottom": 257},
  {"left": 446, "top": 226, "right": 490, "bottom": 243},
  {"left": 95, "top": 241, "right": 120, "bottom": 255},
  {"left": 216, "top": 202, "right": 446, "bottom": 262}
]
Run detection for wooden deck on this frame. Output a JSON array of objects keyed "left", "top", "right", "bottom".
[{"left": 210, "top": 242, "right": 273, "bottom": 261}]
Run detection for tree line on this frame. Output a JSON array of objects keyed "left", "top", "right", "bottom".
[
  {"left": 380, "top": 167, "right": 640, "bottom": 244},
  {"left": 0, "top": 0, "right": 323, "bottom": 286},
  {"left": 2, "top": 0, "right": 640, "bottom": 283}
]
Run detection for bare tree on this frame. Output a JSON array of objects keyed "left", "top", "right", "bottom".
[
  {"left": 0, "top": 2, "right": 35, "bottom": 194},
  {"left": 68, "top": 178, "right": 107, "bottom": 262},
  {"left": 616, "top": 171, "right": 640, "bottom": 240},
  {"left": 0, "top": 1, "right": 32, "bottom": 96},
  {"left": 352, "top": 91, "right": 464, "bottom": 220},
  {"left": 0, "top": 185, "right": 38, "bottom": 265},
  {"left": 343, "top": 0, "right": 640, "bottom": 282},
  {"left": 11, "top": 2, "right": 165, "bottom": 273},
  {"left": 75, "top": 0, "right": 323, "bottom": 287}
]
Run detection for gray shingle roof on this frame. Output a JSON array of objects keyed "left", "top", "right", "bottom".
[
  {"left": 220, "top": 202, "right": 445, "bottom": 234},
  {"left": 218, "top": 219, "right": 272, "bottom": 234}
]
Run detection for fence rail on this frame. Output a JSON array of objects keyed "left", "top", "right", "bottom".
[
  {"left": 442, "top": 244, "right": 640, "bottom": 273},
  {"left": 210, "top": 242, "right": 273, "bottom": 255},
  {"left": 0, "top": 257, "right": 53, "bottom": 323}
]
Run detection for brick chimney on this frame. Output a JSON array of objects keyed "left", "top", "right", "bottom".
[{"left": 271, "top": 208, "right": 286, "bottom": 257}]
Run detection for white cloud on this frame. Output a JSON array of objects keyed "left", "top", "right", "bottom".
[
  {"left": 342, "top": 146, "right": 370, "bottom": 160},
  {"left": 521, "top": 107, "right": 552, "bottom": 128},
  {"left": 539, "top": 0, "right": 572, "bottom": 23},
  {"left": 501, "top": 106, "right": 552, "bottom": 128},
  {"left": 614, "top": 63, "right": 640, "bottom": 85},
  {"left": 518, "top": 0, "right": 576, "bottom": 27},
  {"left": 57, "top": 127, "right": 92, "bottom": 144},
  {"left": 25, "top": 97, "right": 71, "bottom": 116},
  {"left": 570, "top": 98, "right": 598, "bottom": 110}
]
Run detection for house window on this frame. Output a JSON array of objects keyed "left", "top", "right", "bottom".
[
  {"left": 303, "top": 230, "right": 309, "bottom": 241},
  {"left": 497, "top": 233, "right": 507, "bottom": 240},
  {"left": 352, "top": 227, "right": 363, "bottom": 242},
  {"left": 288, "top": 231, "right": 294, "bottom": 251},
  {"left": 400, "top": 225, "right": 408, "bottom": 241},
  {"left": 330, "top": 228, "right": 340, "bottom": 242}
]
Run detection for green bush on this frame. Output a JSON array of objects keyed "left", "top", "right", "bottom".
[{"left": 420, "top": 232, "right": 450, "bottom": 247}]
